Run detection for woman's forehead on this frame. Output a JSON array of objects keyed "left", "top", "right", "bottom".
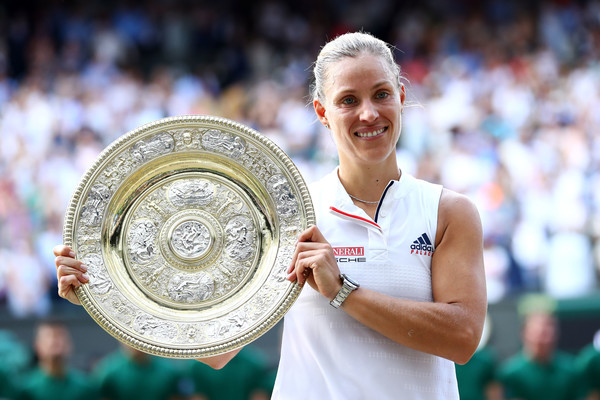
[{"left": 325, "top": 54, "right": 396, "bottom": 92}]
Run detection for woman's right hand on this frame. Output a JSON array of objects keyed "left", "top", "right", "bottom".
[{"left": 53, "top": 245, "right": 88, "bottom": 305}]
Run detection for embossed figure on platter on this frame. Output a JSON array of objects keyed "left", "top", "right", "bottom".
[
  {"left": 224, "top": 215, "right": 256, "bottom": 261},
  {"left": 82, "top": 254, "right": 112, "bottom": 296},
  {"left": 128, "top": 219, "right": 158, "bottom": 263},
  {"left": 168, "top": 179, "right": 215, "bottom": 207},
  {"left": 201, "top": 129, "right": 246, "bottom": 158},
  {"left": 168, "top": 272, "right": 214, "bottom": 303},
  {"left": 171, "top": 220, "right": 212, "bottom": 260},
  {"left": 267, "top": 175, "right": 298, "bottom": 219},
  {"left": 130, "top": 132, "right": 175, "bottom": 162},
  {"left": 133, "top": 314, "right": 177, "bottom": 340},
  {"left": 80, "top": 184, "right": 111, "bottom": 226}
]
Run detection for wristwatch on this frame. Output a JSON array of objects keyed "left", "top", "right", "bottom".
[{"left": 330, "top": 274, "right": 360, "bottom": 309}]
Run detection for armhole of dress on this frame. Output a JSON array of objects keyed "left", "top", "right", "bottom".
[{"left": 430, "top": 183, "right": 444, "bottom": 248}]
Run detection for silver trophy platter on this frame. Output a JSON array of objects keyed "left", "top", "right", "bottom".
[{"left": 63, "top": 115, "right": 314, "bottom": 358}]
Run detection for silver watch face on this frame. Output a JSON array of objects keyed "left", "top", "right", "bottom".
[{"left": 341, "top": 274, "right": 359, "bottom": 289}]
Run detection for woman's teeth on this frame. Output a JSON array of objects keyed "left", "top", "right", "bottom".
[{"left": 356, "top": 127, "right": 385, "bottom": 137}]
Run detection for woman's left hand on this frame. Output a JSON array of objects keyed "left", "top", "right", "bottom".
[{"left": 287, "top": 225, "right": 342, "bottom": 301}]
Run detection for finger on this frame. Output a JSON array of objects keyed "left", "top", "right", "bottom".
[
  {"left": 57, "top": 265, "right": 89, "bottom": 283},
  {"left": 53, "top": 245, "right": 75, "bottom": 258},
  {"left": 287, "top": 249, "right": 322, "bottom": 281},
  {"left": 58, "top": 274, "right": 83, "bottom": 297},
  {"left": 294, "top": 241, "right": 331, "bottom": 253},
  {"left": 55, "top": 256, "right": 87, "bottom": 273},
  {"left": 287, "top": 240, "right": 303, "bottom": 274},
  {"left": 294, "top": 255, "right": 319, "bottom": 285},
  {"left": 287, "top": 237, "right": 331, "bottom": 275},
  {"left": 297, "top": 225, "right": 328, "bottom": 244}
]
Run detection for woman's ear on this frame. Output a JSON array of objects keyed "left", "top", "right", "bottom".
[
  {"left": 400, "top": 84, "right": 406, "bottom": 107},
  {"left": 313, "top": 99, "right": 328, "bottom": 127}
]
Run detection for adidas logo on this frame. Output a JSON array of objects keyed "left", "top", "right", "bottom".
[{"left": 410, "top": 233, "right": 434, "bottom": 256}]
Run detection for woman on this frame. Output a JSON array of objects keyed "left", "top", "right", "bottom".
[{"left": 55, "top": 32, "right": 486, "bottom": 399}]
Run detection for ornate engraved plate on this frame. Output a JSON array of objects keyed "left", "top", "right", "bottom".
[{"left": 63, "top": 115, "right": 314, "bottom": 358}]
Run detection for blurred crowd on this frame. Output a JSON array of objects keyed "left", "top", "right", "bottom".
[
  {"left": 1, "top": 307, "right": 599, "bottom": 400},
  {"left": 0, "top": 0, "right": 599, "bottom": 318},
  {"left": 0, "top": 320, "right": 275, "bottom": 400}
]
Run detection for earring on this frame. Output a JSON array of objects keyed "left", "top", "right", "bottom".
[{"left": 325, "top": 124, "right": 329, "bottom": 129}]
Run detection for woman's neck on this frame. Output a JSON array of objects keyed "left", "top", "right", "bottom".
[{"left": 337, "top": 159, "right": 401, "bottom": 203}]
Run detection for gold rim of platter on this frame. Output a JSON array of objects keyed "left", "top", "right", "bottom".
[{"left": 63, "top": 115, "right": 314, "bottom": 358}]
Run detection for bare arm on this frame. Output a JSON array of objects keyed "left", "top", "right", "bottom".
[
  {"left": 288, "top": 189, "right": 487, "bottom": 364},
  {"left": 195, "top": 348, "right": 242, "bottom": 369}
]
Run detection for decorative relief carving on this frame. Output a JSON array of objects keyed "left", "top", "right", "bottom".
[
  {"left": 168, "top": 179, "right": 215, "bottom": 207},
  {"left": 224, "top": 215, "right": 256, "bottom": 261},
  {"left": 133, "top": 314, "right": 177, "bottom": 340},
  {"left": 130, "top": 132, "right": 175, "bottom": 162},
  {"left": 170, "top": 220, "right": 212, "bottom": 259},
  {"left": 100, "top": 293, "right": 136, "bottom": 327},
  {"left": 135, "top": 263, "right": 167, "bottom": 293},
  {"left": 80, "top": 184, "right": 111, "bottom": 226},
  {"left": 179, "top": 323, "right": 203, "bottom": 344},
  {"left": 267, "top": 175, "right": 298, "bottom": 219},
  {"left": 167, "top": 272, "right": 214, "bottom": 303},
  {"left": 81, "top": 253, "right": 113, "bottom": 296},
  {"left": 128, "top": 219, "right": 158, "bottom": 263},
  {"left": 201, "top": 129, "right": 246, "bottom": 158},
  {"left": 122, "top": 175, "right": 261, "bottom": 308},
  {"left": 172, "top": 128, "right": 201, "bottom": 150}
]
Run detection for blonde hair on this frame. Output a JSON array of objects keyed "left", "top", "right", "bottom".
[{"left": 311, "top": 32, "right": 403, "bottom": 101}]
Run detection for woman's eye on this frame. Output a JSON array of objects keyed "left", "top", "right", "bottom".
[
  {"left": 341, "top": 97, "right": 355, "bottom": 105},
  {"left": 376, "top": 91, "right": 389, "bottom": 99}
]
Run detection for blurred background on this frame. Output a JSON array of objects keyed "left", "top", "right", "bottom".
[{"left": 1, "top": 0, "right": 600, "bottom": 399}]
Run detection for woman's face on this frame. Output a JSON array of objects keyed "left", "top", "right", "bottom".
[{"left": 314, "top": 53, "right": 405, "bottom": 167}]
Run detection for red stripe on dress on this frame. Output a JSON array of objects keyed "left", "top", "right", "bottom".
[{"left": 329, "top": 206, "right": 381, "bottom": 230}]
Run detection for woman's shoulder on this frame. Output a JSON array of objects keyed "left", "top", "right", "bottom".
[
  {"left": 436, "top": 188, "right": 482, "bottom": 243},
  {"left": 439, "top": 188, "right": 477, "bottom": 212}
]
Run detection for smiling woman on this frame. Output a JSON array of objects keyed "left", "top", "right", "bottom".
[
  {"left": 274, "top": 32, "right": 487, "bottom": 399},
  {"left": 54, "top": 31, "right": 486, "bottom": 400},
  {"left": 314, "top": 53, "right": 405, "bottom": 194}
]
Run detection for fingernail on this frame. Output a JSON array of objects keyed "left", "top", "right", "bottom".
[
  {"left": 82, "top": 273, "right": 89, "bottom": 281},
  {"left": 69, "top": 251, "right": 76, "bottom": 258},
  {"left": 80, "top": 264, "right": 88, "bottom": 272}
]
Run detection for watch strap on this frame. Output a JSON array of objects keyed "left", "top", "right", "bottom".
[{"left": 330, "top": 274, "right": 359, "bottom": 309}]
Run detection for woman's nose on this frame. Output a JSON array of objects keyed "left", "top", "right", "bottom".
[{"left": 359, "top": 100, "right": 378, "bottom": 122}]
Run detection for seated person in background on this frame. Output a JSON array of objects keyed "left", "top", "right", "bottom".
[
  {"left": 93, "top": 343, "right": 186, "bottom": 400},
  {"left": 17, "top": 320, "right": 99, "bottom": 400},
  {"left": 498, "top": 309, "right": 581, "bottom": 400}
]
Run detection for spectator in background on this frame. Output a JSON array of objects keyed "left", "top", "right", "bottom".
[
  {"left": 16, "top": 320, "right": 99, "bottom": 400},
  {"left": 184, "top": 346, "right": 272, "bottom": 400},
  {"left": 498, "top": 305, "right": 581, "bottom": 400},
  {"left": 455, "top": 316, "right": 502, "bottom": 400},
  {"left": 93, "top": 343, "right": 186, "bottom": 400},
  {"left": 0, "top": 329, "right": 31, "bottom": 399},
  {"left": 576, "top": 329, "right": 600, "bottom": 400}
]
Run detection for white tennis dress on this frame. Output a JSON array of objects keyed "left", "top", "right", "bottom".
[{"left": 271, "top": 168, "right": 458, "bottom": 400}]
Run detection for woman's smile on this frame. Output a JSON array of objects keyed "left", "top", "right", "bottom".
[{"left": 355, "top": 126, "right": 387, "bottom": 138}]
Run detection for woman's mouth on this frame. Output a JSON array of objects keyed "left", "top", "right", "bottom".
[{"left": 355, "top": 127, "right": 386, "bottom": 138}]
